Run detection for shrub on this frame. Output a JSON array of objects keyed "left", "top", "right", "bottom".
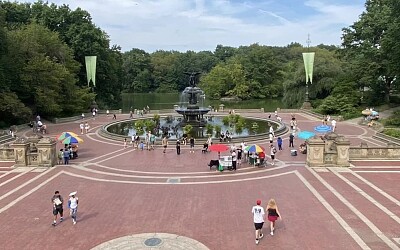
[
  {"left": 205, "top": 124, "right": 214, "bottom": 135},
  {"left": 384, "top": 117, "right": 400, "bottom": 127},
  {"left": 183, "top": 124, "right": 193, "bottom": 135},
  {"left": 383, "top": 129, "right": 400, "bottom": 138}
]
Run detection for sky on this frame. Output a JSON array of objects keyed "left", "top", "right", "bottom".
[{"left": 23, "top": 0, "right": 366, "bottom": 52}]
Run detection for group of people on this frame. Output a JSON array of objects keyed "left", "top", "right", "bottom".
[
  {"left": 58, "top": 144, "right": 78, "bottom": 165},
  {"left": 51, "top": 190, "right": 79, "bottom": 226},
  {"left": 252, "top": 199, "right": 282, "bottom": 245},
  {"left": 79, "top": 122, "right": 90, "bottom": 134}
]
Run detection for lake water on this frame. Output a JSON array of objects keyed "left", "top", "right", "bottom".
[{"left": 122, "top": 93, "right": 285, "bottom": 113}]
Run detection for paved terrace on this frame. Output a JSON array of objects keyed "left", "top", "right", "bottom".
[{"left": 0, "top": 112, "right": 399, "bottom": 249}]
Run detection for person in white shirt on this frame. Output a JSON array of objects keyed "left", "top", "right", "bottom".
[
  {"left": 106, "top": 109, "right": 110, "bottom": 116},
  {"left": 252, "top": 199, "right": 265, "bottom": 245},
  {"left": 84, "top": 122, "right": 90, "bottom": 134},
  {"left": 79, "top": 123, "right": 84, "bottom": 134},
  {"left": 68, "top": 192, "right": 79, "bottom": 225},
  {"left": 269, "top": 126, "right": 274, "bottom": 136},
  {"left": 331, "top": 119, "right": 337, "bottom": 132}
]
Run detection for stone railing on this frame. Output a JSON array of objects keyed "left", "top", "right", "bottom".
[
  {"left": 349, "top": 146, "right": 400, "bottom": 160},
  {"left": 373, "top": 132, "right": 400, "bottom": 146},
  {"left": 0, "top": 144, "right": 15, "bottom": 160}
]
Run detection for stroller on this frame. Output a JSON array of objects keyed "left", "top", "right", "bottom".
[{"left": 202, "top": 143, "right": 209, "bottom": 153}]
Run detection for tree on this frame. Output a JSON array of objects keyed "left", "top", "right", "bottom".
[
  {"left": 199, "top": 61, "right": 248, "bottom": 99},
  {"left": 122, "top": 48, "right": 153, "bottom": 92},
  {"left": 341, "top": 0, "right": 396, "bottom": 103},
  {"left": 7, "top": 23, "right": 94, "bottom": 117}
]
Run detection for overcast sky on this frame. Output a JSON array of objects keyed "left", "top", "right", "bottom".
[{"left": 23, "top": 0, "right": 365, "bottom": 52}]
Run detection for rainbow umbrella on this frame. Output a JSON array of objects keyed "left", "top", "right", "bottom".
[
  {"left": 245, "top": 144, "right": 265, "bottom": 153},
  {"left": 61, "top": 136, "right": 84, "bottom": 144},
  {"left": 57, "top": 132, "right": 80, "bottom": 141}
]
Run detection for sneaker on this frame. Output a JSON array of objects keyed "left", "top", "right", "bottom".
[
  {"left": 73, "top": 220, "right": 77, "bottom": 225},
  {"left": 255, "top": 239, "right": 259, "bottom": 245},
  {"left": 52, "top": 221, "right": 56, "bottom": 226},
  {"left": 259, "top": 234, "right": 264, "bottom": 239},
  {"left": 270, "top": 231, "right": 274, "bottom": 236},
  {"left": 60, "top": 217, "right": 63, "bottom": 222}
]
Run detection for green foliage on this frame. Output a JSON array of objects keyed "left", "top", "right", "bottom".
[
  {"left": 341, "top": 0, "right": 398, "bottom": 103},
  {"left": 144, "top": 119, "right": 156, "bottom": 133},
  {"left": 134, "top": 120, "right": 145, "bottom": 135},
  {"left": 183, "top": 124, "right": 193, "bottom": 135},
  {"left": 0, "top": 92, "right": 32, "bottom": 126},
  {"left": 383, "top": 117, "right": 400, "bottom": 127},
  {"left": 214, "top": 125, "right": 222, "bottom": 135},
  {"left": 383, "top": 129, "right": 400, "bottom": 138},
  {"left": 316, "top": 95, "right": 357, "bottom": 115},
  {"left": 153, "top": 114, "right": 160, "bottom": 124},
  {"left": 205, "top": 123, "right": 214, "bottom": 135}
]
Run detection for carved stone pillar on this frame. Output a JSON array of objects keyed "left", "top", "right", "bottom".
[
  {"left": 37, "top": 137, "right": 57, "bottom": 167},
  {"left": 335, "top": 136, "right": 351, "bottom": 167},
  {"left": 12, "top": 138, "right": 30, "bottom": 167},
  {"left": 306, "top": 137, "right": 325, "bottom": 167}
]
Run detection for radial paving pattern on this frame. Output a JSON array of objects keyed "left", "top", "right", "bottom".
[{"left": 0, "top": 112, "right": 399, "bottom": 249}]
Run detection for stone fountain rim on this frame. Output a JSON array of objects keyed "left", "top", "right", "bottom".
[{"left": 99, "top": 114, "right": 287, "bottom": 143}]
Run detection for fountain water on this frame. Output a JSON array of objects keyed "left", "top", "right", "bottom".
[{"left": 175, "top": 72, "right": 210, "bottom": 126}]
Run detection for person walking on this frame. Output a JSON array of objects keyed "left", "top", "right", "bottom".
[
  {"left": 176, "top": 139, "right": 181, "bottom": 155},
  {"left": 162, "top": 136, "right": 168, "bottom": 153},
  {"left": 289, "top": 133, "right": 294, "bottom": 148},
  {"left": 84, "top": 122, "right": 90, "bottom": 134},
  {"left": 270, "top": 145, "right": 276, "bottom": 166},
  {"left": 252, "top": 199, "right": 265, "bottom": 245},
  {"left": 113, "top": 113, "right": 117, "bottom": 119},
  {"left": 79, "top": 123, "right": 84, "bottom": 134},
  {"left": 331, "top": 119, "right": 337, "bottom": 132},
  {"left": 189, "top": 137, "right": 195, "bottom": 153},
  {"left": 51, "top": 191, "right": 64, "bottom": 226},
  {"left": 106, "top": 109, "right": 109, "bottom": 117},
  {"left": 266, "top": 198, "right": 282, "bottom": 236},
  {"left": 68, "top": 192, "right": 79, "bottom": 225},
  {"left": 145, "top": 132, "right": 151, "bottom": 151},
  {"left": 277, "top": 137, "right": 283, "bottom": 151},
  {"left": 124, "top": 138, "right": 127, "bottom": 148}
]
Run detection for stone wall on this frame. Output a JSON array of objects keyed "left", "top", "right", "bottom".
[
  {"left": 307, "top": 133, "right": 350, "bottom": 167},
  {"left": 349, "top": 145, "right": 400, "bottom": 160},
  {"left": 0, "top": 135, "right": 57, "bottom": 167}
]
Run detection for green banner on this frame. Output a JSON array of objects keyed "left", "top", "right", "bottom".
[
  {"left": 85, "top": 56, "right": 97, "bottom": 87},
  {"left": 302, "top": 52, "right": 315, "bottom": 84}
]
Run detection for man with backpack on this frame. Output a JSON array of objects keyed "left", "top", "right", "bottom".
[{"left": 51, "top": 191, "right": 64, "bottom": 226}]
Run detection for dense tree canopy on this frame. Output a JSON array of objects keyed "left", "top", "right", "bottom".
[{"left": 1, "top": 0, "right": 400, "bottom": 128}]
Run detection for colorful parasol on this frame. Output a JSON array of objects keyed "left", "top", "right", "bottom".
[
  {"left": 208, "top": 144, "right": 230, "bottom": 152},
  {"left": 245, "top": 144, "right": 265, "bottom": 153},
  {"left": 61, "top": 136, "right": 84, "bottom": 144},
  {"left": 57, "top": 132, "right": 80, "bottom": 141}
]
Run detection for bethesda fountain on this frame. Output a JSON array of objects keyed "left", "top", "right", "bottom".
[{"left": 175, "top": 72, "right": 211, "bottom": 126}]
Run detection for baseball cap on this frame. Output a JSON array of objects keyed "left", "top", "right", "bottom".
[{"left": 256, "top": 199, "right": 261, "bottom": 205}]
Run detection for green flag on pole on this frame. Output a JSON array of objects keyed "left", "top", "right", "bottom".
[
  {"left": 302, "top": 52, "right": 315, "bottom": 84},
  {"left": 85, "top": 56, "right": 97, "bottom": 87}
]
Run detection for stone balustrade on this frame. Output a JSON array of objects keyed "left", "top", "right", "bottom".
[{"left": 349, "top": 145, "right": 400, "bottom": 160}]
